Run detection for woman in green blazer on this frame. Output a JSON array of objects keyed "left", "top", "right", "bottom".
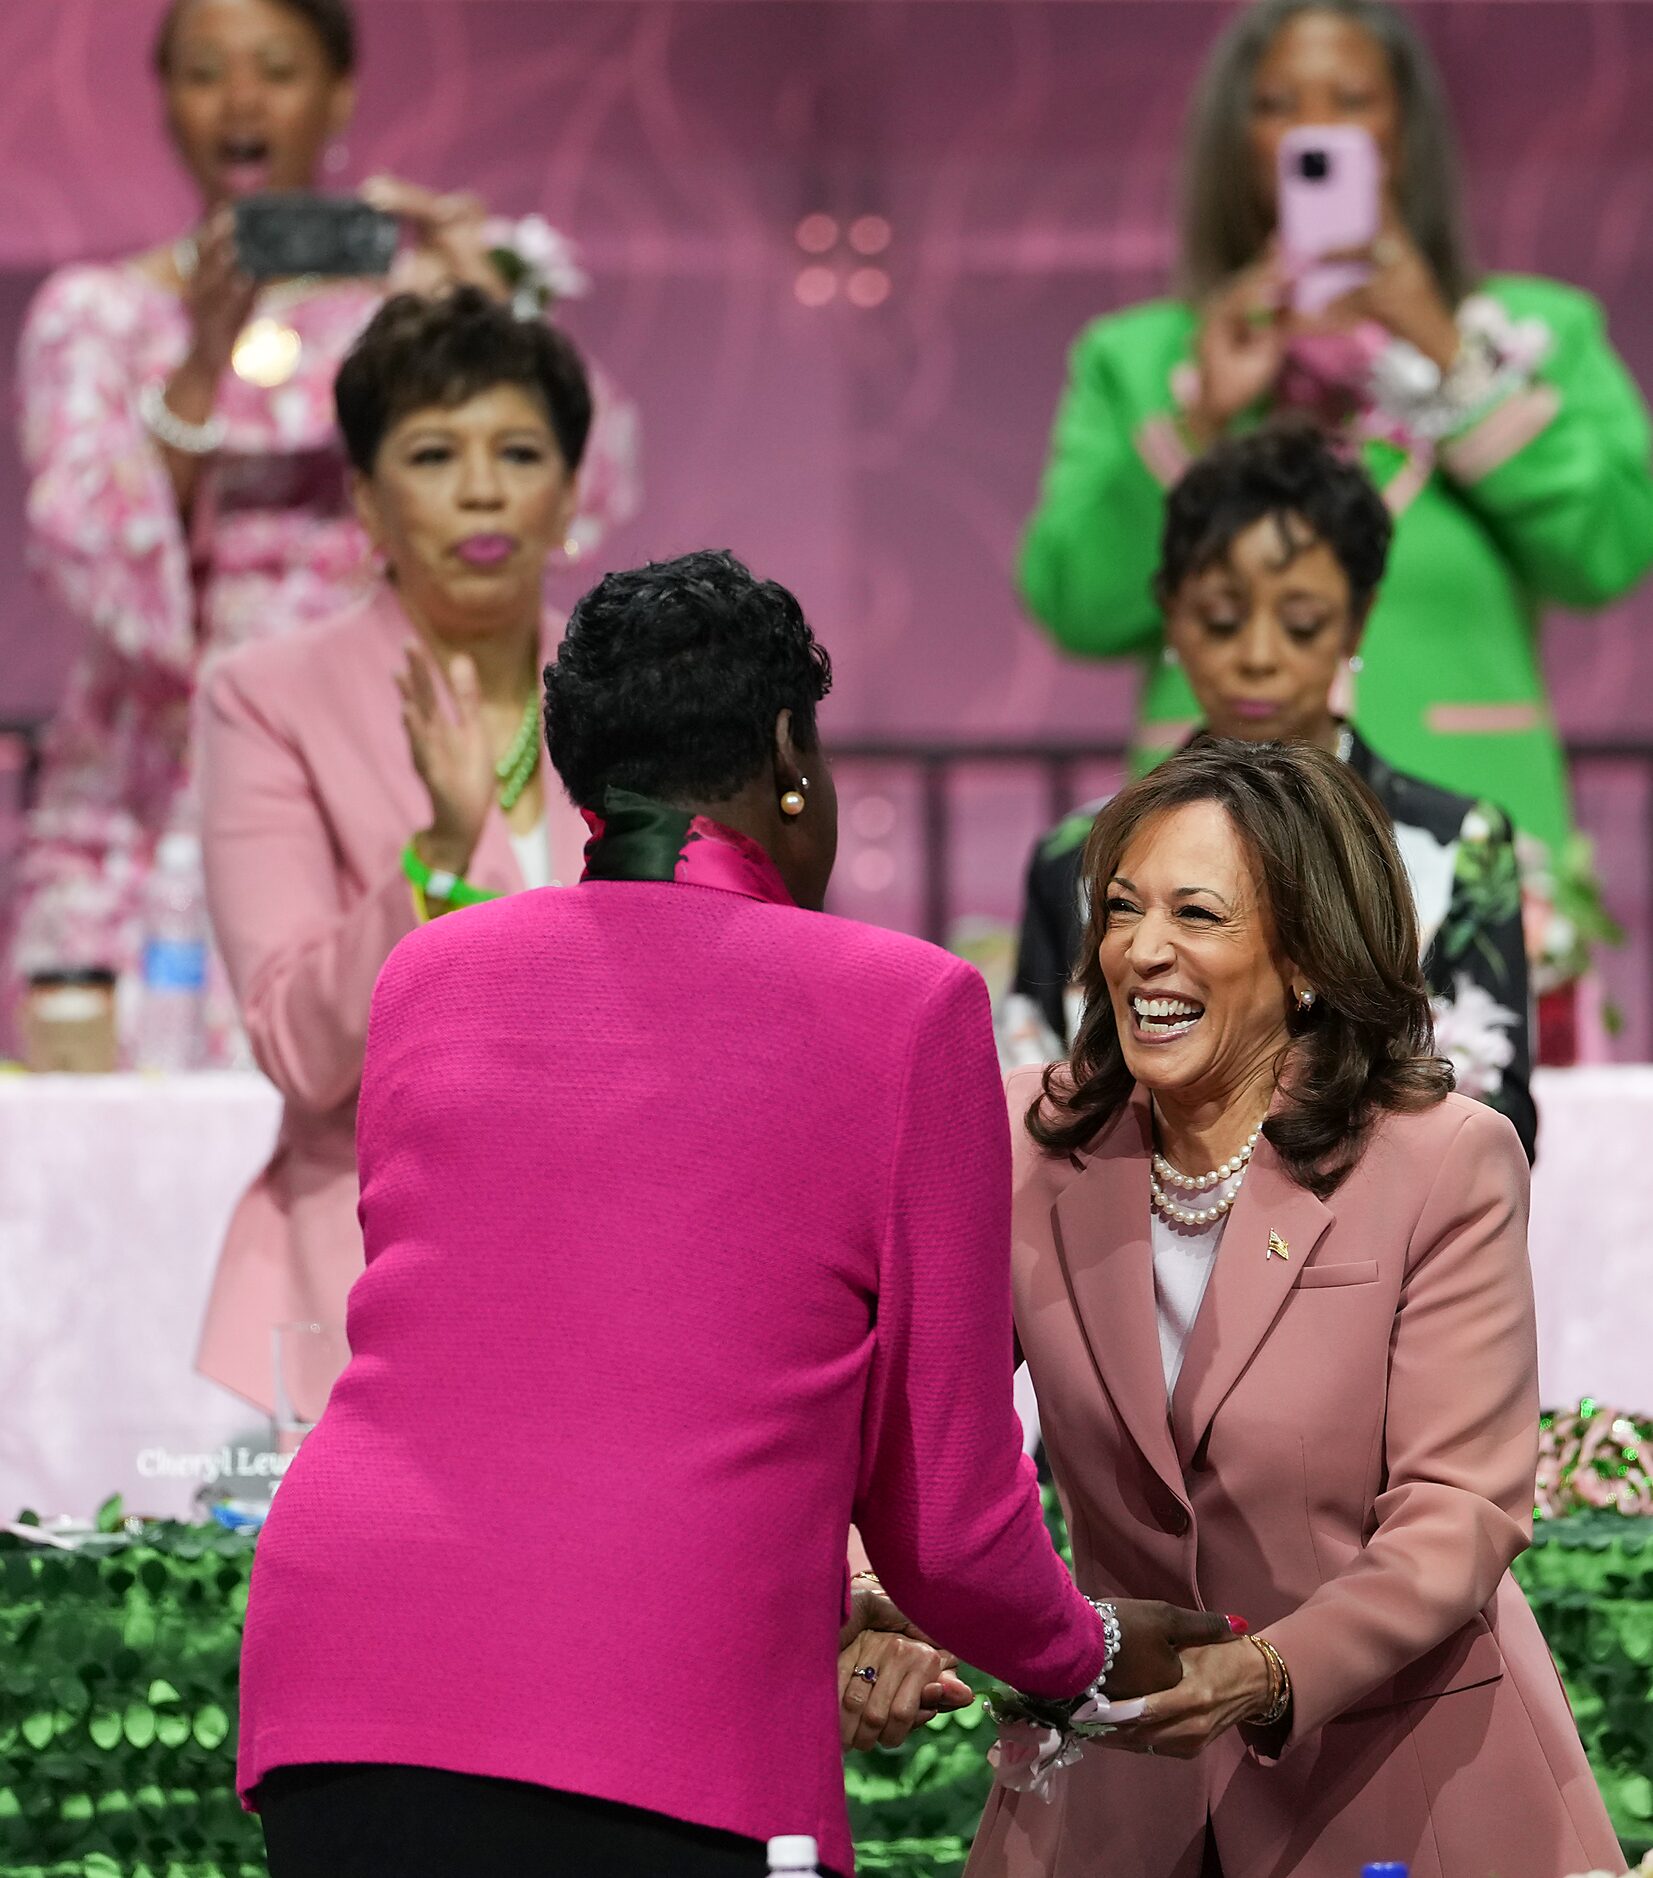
[{"left": 1021, "top": 0, "right": 1653, "bottom": 970}]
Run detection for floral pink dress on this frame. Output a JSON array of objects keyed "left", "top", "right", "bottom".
[{"left": 10, "top": 259, "right": 637, "bottom": 1057}]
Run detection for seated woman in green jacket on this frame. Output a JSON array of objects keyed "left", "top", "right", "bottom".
[
  {"left": 1021, "top": 0, "right": 1653, "bottom": 976},
  {"left": 1007, "top": 425, "right": 1537, "bottom": 1161}
]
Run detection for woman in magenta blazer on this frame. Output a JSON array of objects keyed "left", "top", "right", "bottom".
[
  {"left": 969, "top": 740, "right": 1620, "bottom": 1878},
  {"left": 236, "top": 550, "right": 1236, "bottom": 1877},
  {"left": 196, "top": 289, "right": 592, "bottom": 1410}
]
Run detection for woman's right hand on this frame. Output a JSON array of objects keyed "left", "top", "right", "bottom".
[
  {"left": 398, "top": 644, "right": 495, "bottom": 880},
  {"left": 179, "top": 209, "right": 259, "bottom": 382},
  {"left": 1189, "top": 252, "right": 1287, "bottom": 444}
]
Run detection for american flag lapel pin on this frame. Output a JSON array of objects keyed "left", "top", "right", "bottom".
[{"left": 1267, "top": 1230, "right": 1290, "bottom": 1262}]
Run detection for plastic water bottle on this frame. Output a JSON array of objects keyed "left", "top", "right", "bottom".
[
  {"left": 1362, "top": 1864, "right": 1408, "bottom": 1878},
  {"left": 767, "top": 1838, "right": 821, "bottom": 1876},
  {"left": 135, "top": 832, "right": 209, "bottom": 1072}
]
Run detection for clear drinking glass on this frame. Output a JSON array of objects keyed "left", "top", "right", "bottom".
[{"left": 271, "top": 1321, "right": 349, "bottom": 1459}]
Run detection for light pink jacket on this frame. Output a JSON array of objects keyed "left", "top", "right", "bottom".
[
  {"left": 195, "top": 587, "right": 587, "bottom": 1410},
  {"left": 969, "top": 1074, "right": 1621, "bottom": 1878}
]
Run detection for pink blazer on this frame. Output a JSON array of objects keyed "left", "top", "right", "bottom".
[
  {"left": 195, "top": 586, "right": 588, "bottom": 1410},
  {"left": 969, "top": 1075, "right": 1621, "bottom": 1878}
]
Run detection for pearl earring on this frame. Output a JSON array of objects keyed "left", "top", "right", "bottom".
[
  {"left": 1295, "top": 988, "right": 1317, "bottom": 1013},
  {"left": 781, "top": 791, "right": 806, "bottom": 817},
  {"left": 563, "top": 538, "right": 582, "bottom": 563}
]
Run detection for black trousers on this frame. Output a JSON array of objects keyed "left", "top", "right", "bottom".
[{"left": 259, "top": 1763, "right": 841, "bottom": 1878}]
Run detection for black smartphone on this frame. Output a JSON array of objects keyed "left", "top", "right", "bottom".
[{"left": 233, "top": 194, "right": 399, "bottom": 280}]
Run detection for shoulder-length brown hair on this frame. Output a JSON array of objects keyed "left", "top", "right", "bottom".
[
  {"left": 1177, "top": 0, "right": 1478, "bottom": 305},
  {"left": 1028, "top": 740, "right": 1452, "bottom": 1196}
]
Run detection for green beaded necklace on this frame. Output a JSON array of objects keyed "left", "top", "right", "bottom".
[{"left": 495, "top": 693, "right": 541, "bottom": 814}]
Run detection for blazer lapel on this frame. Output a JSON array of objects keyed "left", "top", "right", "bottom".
[
  {"left": 1049, "top": 1091, "right": 1185, "bottom": 1507},
  {"left": 1168, "top": 1139, "right": 1333, "bottom": 1470}
]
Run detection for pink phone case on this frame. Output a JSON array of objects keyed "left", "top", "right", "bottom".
[{"left": 1277, "top": 124, "right": 1380, "bottom": 315}]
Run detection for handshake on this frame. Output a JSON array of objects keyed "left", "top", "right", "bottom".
[{"left": 836, "top": 1581, "right": 1247, "bottom": 1756}]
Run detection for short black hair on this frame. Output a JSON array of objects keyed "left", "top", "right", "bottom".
[
  {"left": 545, "top": 550, "right": 834, "bottom": 810},
  {"left": 1156, "top": 424, "right": 1393, "bottom": 617},
  {"left": 334, "top": 287, "right": 592, "bottom": 476},
  {"left": 155, "top": 0, "right": 358, "bottom": 75}
]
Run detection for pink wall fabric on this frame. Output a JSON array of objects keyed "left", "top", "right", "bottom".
[{"left": 5, "top": 2, "right": 1653, "bottom": 1028}]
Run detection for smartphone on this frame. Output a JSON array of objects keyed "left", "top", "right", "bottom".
[
  {"left": 1276, "top": 125, "right": 1380, "bottom": 316},
  {"left": 233, "top": 193, "right": 399, "bottom": 280}
]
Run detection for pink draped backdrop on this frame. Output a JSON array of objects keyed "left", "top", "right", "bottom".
[{"left": 4, "top": 1, "right": 1653, "bottom": 1039}]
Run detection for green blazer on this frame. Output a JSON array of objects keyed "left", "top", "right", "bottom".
[{"left": 1018, "top": 275, "right": 1653, "bottom": 860}]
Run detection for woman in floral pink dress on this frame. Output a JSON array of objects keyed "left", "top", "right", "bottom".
[{"left": 8, "top": 0, "right": 636, "bottom": 1054}]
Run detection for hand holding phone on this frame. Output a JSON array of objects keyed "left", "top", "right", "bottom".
[
  {"left": 233, "top": 193, "right": 400, "bottom": 281},
  {"left": 1276, "top": 124, "right": 1381, "bottom": 316}
]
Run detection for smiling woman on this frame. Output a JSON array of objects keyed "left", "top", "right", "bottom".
[{"left": 968, "top": 739, "right": 1623, "bottom": 1878}]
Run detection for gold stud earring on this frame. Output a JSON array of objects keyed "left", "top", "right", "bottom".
[{"left": 781, "top": 790, "right": 806, "bottom": 818}]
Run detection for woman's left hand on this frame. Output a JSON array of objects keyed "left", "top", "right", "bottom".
[
  {"left": 1315, "top": 209, "right": 1459, "bottom": 371},
  {"left": 362, "top": 175, "right": 509, "bottom": 301},
  {"left": 1101, "top": 1639, "right": 1273, "bottom": 1761},
  {"left": 837, "top": 1627, "right": 974, "bottom": 1753}
]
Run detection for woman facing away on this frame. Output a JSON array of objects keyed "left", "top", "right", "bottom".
[
  {"left": 1008, "top": 425, "right": 1535, "bottom": 1161},
  {"left": 970, "top": 740, "right": 1620, "bottom": 1878},
  {"left": 1020, "top": 0, "right": 1653, "bottom": 976},
  {"left": 195, "top": 288, "right": 594, "bottom": 1411},
  {"left": 236, "top": 550, "right": 1237, "bottom": 1878},
  {"left": 8, "top": 0, "right": 635, "bottom": 1052}
]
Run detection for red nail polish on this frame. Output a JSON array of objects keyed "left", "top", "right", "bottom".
[{"left": 1226, "top": 1613, "right": 1250, "bottom": 1635}]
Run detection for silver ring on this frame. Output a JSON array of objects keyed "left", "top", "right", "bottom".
[{"left": 855, "top": 1665, "right": 878, "bottom": 1684}]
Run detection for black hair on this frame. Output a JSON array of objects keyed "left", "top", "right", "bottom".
[
  {"left": 1156, "top": 424, "right": 1393, "bottom": 617},
  {"left": 334, "top": 287, "right": 592, "bottom": 477},
  {"left": 545, "top": 550, "right": 834, "bottom": 810},
  {"left": 155, "top": 0, "right": 358, "bottom": 75}
]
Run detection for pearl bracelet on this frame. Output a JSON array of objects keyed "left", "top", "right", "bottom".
[
  {"left": 138, "top": 379, "right": 226, "bottom": 456},
  {"left": 1085, "top": 1597, "right": 1122, "bottom": 1695}
]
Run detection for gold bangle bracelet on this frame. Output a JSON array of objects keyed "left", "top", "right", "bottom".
[{"left": 1247, "top": 1635, "right": 1291, "bottom": 1725}]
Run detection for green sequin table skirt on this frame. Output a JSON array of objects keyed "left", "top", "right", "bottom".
[{"left": 1, "top": 1514, "right": 1647, "bottom": 1877}]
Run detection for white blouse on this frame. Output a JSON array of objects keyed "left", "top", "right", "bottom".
[{"left": 1151, "top": 1177, "right": 1240, "bottom": 1392}]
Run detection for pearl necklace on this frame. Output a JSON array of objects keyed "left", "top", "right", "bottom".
[{"left": 1150, "top": 1121, "right": 1264, "bottom": 1229}]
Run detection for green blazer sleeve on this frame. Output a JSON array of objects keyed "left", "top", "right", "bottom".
[
  {"left": 1017, "top": 304, "right": 1191, "bottom": 658},
  {"left": 1442, "top": 277, "right": 1653, "bottom": 609}
]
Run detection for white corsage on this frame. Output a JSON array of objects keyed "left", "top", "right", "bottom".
[
  {"left": 484, "top": 214, "right": 591, "bottom": 320},
  {"left": 985, "top": 1688, "right": 1147, "bottom": 1800}
]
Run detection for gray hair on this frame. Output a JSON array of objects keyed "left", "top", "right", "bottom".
[{"left": 1176, "top": 0, "right": 1477, "bottom": 305}]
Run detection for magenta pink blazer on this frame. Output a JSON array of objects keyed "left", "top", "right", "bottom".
[
  {"left": 195, "top": 587, "right": 588, "bottom": 1410},
  {"left": 236, "top": 876, "right": 1104, "bottom": 1873},
  {"left": 969, "top": 1074, "right": 1621, "bottom": 1878}
]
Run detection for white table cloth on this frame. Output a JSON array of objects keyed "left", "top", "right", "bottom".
[{"left": 1, "top": 1068, "right": 1648, "bottom": 1520}]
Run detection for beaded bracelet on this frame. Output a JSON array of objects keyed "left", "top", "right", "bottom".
[
  {"left": 1087, "top": 1597, "right": 1123, "bottom": 1693},
  {"left": 401, "top": 842, "right": 501, "bottom": 916},
  {"left": 139, "top": 379, "right": 226, "bottom": 456}
]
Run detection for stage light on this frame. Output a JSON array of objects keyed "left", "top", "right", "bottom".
[
  {"left": 848, "top": 215, "right": 891, "bottom": 256},
  {"left": 794, "top": 267, "right": 838, "bottom": 307},
  {"left": 795, "top": 213, "right": 838, "bottom": 254},
  {"left": 847, "top": 267, "right": 890, "bottom": 309}
]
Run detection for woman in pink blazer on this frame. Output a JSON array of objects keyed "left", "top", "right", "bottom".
[
  {"left": 970, "top": 740, "right": 1621, "bottom": 1878},
  {"left": 196, "top": 288, "right": 592, "bottom": 1410},
  {"left": 236, "top": 550, "right": 1236, "bottom": 1878}
]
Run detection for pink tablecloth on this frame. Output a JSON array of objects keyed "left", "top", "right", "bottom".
[
  {"left": 0, "top": 1073, "right": 280, "bottom": 1522},
  {"left": 1, "top": 1068, "right": 1647, "bottom": 1521}
]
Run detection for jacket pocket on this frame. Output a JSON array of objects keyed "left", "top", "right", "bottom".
[{"left": 1295, "top": 1259, "right": 1380, "bottom": 1290}]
